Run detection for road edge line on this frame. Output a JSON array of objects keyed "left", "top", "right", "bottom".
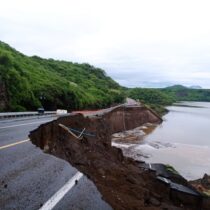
[
  {"left": 39, "top": 172, "right": 83, "bottom": 210},
  {"left": 0, "top": 139, "right": 30, "bottom": 150}
]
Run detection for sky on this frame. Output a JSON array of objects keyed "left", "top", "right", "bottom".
[{"left": 1, "top": 0, "right": 210, "bottom": 88}]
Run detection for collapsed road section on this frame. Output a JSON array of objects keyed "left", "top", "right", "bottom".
[{"left": 29, "top": 104, "right": 210, "bottom": 210}]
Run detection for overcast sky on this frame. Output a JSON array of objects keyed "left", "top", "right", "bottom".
[{"left": 1, "top": 0, "right": 210, "bottom": 88}]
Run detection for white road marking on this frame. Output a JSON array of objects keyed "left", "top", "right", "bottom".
[
  {"left": 39, "top": 172, "right": 83, "bottom": 210},
  {"left": 0, "top": 139, "right": 30, "bottom": 150},
  {"left": 0, "top": 120, "right": 51, "bottom": 129}
]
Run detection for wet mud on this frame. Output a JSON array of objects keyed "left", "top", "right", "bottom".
[{"left": 29, "top": 105, "right": 209, "bottom": 210}]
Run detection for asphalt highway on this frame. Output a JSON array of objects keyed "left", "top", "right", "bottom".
[{"left": 0, "top": 116, "right": 112, "bottom": 210}]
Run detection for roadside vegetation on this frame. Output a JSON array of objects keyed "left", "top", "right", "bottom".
[
  {"left": 1, "top": 41, "right": 210, "bottom": 114},
  {"left": 127, "top": 88, "right": 175, "bottom": 115},
  {"left": 162, "top": 85, "right": 210, "bottom": 102},
  {"left": 127, "top": 85, "right": 210, "bottom": 115},
  {"left": 0, "top": 41, "right": 125, "bottom": 111}
]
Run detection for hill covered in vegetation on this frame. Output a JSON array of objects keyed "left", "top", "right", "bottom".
[
  {"left": 127, "top": 88, "right": 175, "bottom": 115},
  {"left": 162, "top": 85, "right": 210, "bottom": 102},
  {"left": 1, "top": 41, "right": 210, "bottom": 114},
  {"left": 127, "top": 85, "right": 210, "bottom": 115},
  {"left": 0, "top": 41, "right": 125, "bottom": 111}
]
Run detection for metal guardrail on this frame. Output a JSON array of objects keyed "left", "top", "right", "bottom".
[
  {"left": 0, "top": 111, "right": 56, "bottom": 119},
  {"left": 0, "top": 103, "right": 143, "bottom": 120}
]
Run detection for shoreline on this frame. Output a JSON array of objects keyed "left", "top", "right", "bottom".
[
  {"left": 30, "top": 104, "right": 210, "bottom": 209},
  {"left": 112, "top": 123, "right": 210, "bottom": 199},
  {"left": 112, "top": 120, "right": 210, "bottom": 180}
]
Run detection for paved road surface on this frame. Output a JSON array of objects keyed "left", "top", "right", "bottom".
[{"left": 0, "top": 116, "right": 112, "bottom": 210}]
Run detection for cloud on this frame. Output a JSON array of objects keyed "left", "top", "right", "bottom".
[{"left": 1, "top": 0, "right": 210, "bottom": 88}]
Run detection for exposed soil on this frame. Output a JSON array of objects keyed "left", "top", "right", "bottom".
[
  {"left": 29, "top": 105, "right": 208, "bottom": 210},
  {"left": 190, "top": 174, "right": 210, "bottom": 196}
]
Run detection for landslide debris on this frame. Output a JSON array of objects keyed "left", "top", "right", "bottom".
[
  {"left": 29, "top": 105, "right": 208, "bottom": 210},
  {"left": 190, "top": 174, "right": 210, "bottom": 196}
]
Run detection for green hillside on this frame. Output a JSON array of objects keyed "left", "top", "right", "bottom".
[
  {"left": 0, "top": 41, "right": 125, "bottom": 111},
  {"left": 162, "top": 85, "right": 210, "bottom": 102},
  {"left": 127, "top": 85, "right": 210, "bottom": 115},
  {"left": 127, "top": 88, "right": 175, "bottom": 115},
  {"left": 1, "top": 41, "right": 210, "bottom": 114}
]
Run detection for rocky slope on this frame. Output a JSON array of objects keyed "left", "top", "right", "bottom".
[{"left": 190, "top": 174, "right": 210, "bottom": 196}]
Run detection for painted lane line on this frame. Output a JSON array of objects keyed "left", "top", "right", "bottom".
[
  {"left": 0, "top": 139, "right": 30, "bottom": 150},
  {"left": 0, "top": 120, "right": 51, "bottom": 130},
  {"left": 39, "top": 172, "right": 83, "bottom": 210}
]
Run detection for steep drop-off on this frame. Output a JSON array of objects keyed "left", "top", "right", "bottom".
[{"left": 30, "top": 105, "right": 209, "bottom": 210}]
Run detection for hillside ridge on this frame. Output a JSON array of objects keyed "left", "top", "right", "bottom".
[
  {"left": 0, "top": 41, "right": 124, "bottom": 111},
  {"left": 1, "top": 41, "right": 210, "bottom": 113}
]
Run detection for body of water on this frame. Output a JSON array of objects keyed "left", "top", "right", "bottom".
[{"left": 130, "top": 102, "right": 210, "bottom": 180}]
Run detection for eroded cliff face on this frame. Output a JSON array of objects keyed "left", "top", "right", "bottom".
[
  {"left": 190, "top": 174, "right": 210, "bottom": 209},
  {"left": 29, "top": 105, "right": 206, "bottom": 210}
]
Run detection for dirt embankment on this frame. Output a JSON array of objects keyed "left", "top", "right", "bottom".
[
  {"left": 29, "top": 105, "right": 208, "bottom": 210},
  {"left": 190, "top": 174, "right": 210, "bottom": 206}
]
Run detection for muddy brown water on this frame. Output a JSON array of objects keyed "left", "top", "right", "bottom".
[{"left": 119, "top": 102, "right": 210, "bottom": 180}]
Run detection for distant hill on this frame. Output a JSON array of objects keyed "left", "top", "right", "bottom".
[
  {"left": 165, "top": 84, "right": 188, "bottom": 90},
  {"left": 127, "top": 84, "right": 210, "bottom": 115},
  {"left": 189, "top": 85, "right": 202, "bottom": 89},
  {"left": 162, "top": 84, "right": 210, "bottom": 102},
  {"left": 1, "top": 41, "right": 210, "bottom": 113},
  {"left": 0, "top": 41, "right": 125, "bottom": 111},
  {"left": 127, "top": 88, "right": 175, "bottom": 115},
  {"left": 166, "top": 84, "right": 202, "bottom": 90}
]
